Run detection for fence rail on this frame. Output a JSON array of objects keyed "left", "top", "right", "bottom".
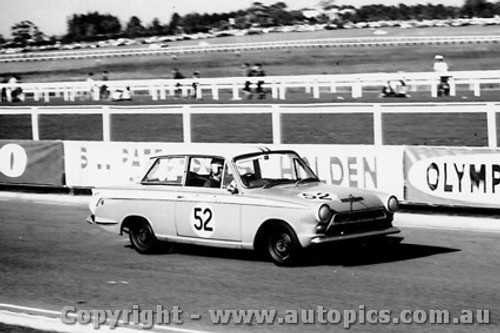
[
  {"left": 1, "top": 102, "right": 498, "bottom": 148},
  {"left": 2, "top": 70, "right": 500, "bottom": 104}
]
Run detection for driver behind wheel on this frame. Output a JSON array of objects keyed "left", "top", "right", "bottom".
[{"left": 204, "top": 159, "right": 224, "bottom": 188}]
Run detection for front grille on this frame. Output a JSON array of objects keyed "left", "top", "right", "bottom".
[
  {"left": 325, "top": 208, "right": 392, "bottom": 236},
  {"left": 333, "top": 208, "right": 387, "bottom": 224}
]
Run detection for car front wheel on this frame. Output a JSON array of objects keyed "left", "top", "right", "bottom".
[
  {"left": 266, "top": 224, "right": 301, "bottom": 266},
  {"left": 129, "top": 220, "right": 159, "bottom": 254}
]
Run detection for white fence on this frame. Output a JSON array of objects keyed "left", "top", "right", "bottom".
[
  {"left": 1, "top": 103, "right": 498, "bottom": 148},
  {"left": 2, "top": 70, "right": 500, "bottom": 103}
]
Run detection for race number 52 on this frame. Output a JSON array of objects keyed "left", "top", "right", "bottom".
[{"left": 190, "top": 205, "right": 215, "bottom": 238}]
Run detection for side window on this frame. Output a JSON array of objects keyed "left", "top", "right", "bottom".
[
  {"left": 186, "top": 157, "right": 211, "bottom": 187},
  {"left": 142, "top": 157, "right": 185, "bottom": 185},
  {"left": 185, "top": 156, "right": 225, "bottom": 188}
]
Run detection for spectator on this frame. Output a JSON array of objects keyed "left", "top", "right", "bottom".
[
  {"left": 433, "top": 55, "right": 449, "bottom": 74},
  {"left": 191, "top": 71, "right": 200, "bottom": 99},
  {"left": 1, "top": 76, "right": 8, "bottom": 103},
  {"left": 253, "top": 64, "right": 266, "bottom": 99},
  {"left": 99, "top": 71, "right": 110, "bottom": 100},
  {"left": 111, "top": 87, "right": 132, "bottom": 101},
  {"left": 8, "top": 75, "right": 23, "bottom": 102},
  {"left": 83, "top": 72, "right": 97, "bottom": 101},
  {"left": 172, "top": 68, "right": 185, "bottom": 99},
  {"left": 242, "top": 63, "right": 253, "bottom": 99},
  {"left": 380, "top": 79, "right": 409, "bottom": 98},
  {"left": 433, "top": 55, "right": 451, "bottom": 97}
]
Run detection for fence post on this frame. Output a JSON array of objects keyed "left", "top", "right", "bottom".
[
  {"left": 271, "top": 81, "right": 278, "bottom": 99},
  {"left": 102, "top": 105, "right": 111, "bottom": 142},
  {"left": 211, "top": 84, "right": 219, "bottom": 100},
  {"left": 33, "top": 88, "right": 40, "bottom": 102},
  {"left": 486, "top": 103, "right": 497, "bottom": 148},
  {"left": 313, "top": 80, "right": 320, "bottom": 99},
  {"left": 431, "top": 83, "right": 438, "bottom": 97},
  {"left": 272, "top": 105, "right": 282, "bottom": 144},
  {"left": 232, "top": 82, "right": 241, "bottom": 100},
  {"left": 330, "top": 83, "right": 337, "bottom": 93},
  {"left": 31, "top": 107, "right": 39, "bottom": 141},
  {"left": 449, "top": 77, "right": 456, "bottom": 97},
  {"left": 183, "top": 105, "right": 192, "bottom": 143},
  {"left": 196, "top": 84, "right": 203, "bottom": 100},
  {"left": 373, "top": 104, "right": 383, "bottom": 146},
  {"left": 150, "top": 86, "right": 158, "bottom": 101},
  {"left": 279, "top": 83, "right": 286, "bottom": 100},
  {"left": 473, "top": 81, "right": 481, "bottom": 96},
  {"left": 352, "top": 80, "right": 362, "bottom": 98}
]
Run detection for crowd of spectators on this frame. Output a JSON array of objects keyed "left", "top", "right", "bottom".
[{"left": 0, "top": 54, "right": 455, "bottom": 104}]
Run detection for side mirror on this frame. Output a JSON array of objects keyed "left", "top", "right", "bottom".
[{"left": 226, "top": 182, "right": 239, "bottom": 194}]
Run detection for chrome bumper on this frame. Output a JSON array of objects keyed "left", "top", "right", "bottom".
[{"left": 310, "top": 227, "right": 401, "bottom": 245}]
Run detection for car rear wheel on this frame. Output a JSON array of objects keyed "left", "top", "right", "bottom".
[
  {"left": 266, "top": 224, "right": 301, "bottom": 266},
  {"left": 129, "top": 220, "right": 159, "bottom": 254}
]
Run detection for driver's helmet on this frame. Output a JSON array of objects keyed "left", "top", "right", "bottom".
[{"left": 210, "top": 159, "right": 224, "bottom": 175}]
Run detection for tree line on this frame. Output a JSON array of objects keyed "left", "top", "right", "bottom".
[{"left": 2, "top": 0, "right": 499, "bottom": 46}]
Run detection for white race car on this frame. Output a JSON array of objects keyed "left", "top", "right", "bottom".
[{"left": 87, "top": 146, "right": 400, "bottom": 266}]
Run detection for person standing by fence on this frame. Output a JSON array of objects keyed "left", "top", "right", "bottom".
[
  {"left": 433, "top": 55, "right": 451, "bottom": 97},
  {"left": 99, "top": 71, "right": 110, "bottom": 100},
  {"left": 1, "top": 76, "right": 7, "bottom": 103},
  {"left": 172, "top": 68, "right": 185, "bottom": 99},
  {"left": 254, "top": 63, "right": 266, "bottom": 99},
  {"left": 83, "top": 72, "right": 97, "bottom": 101},
  {"left": 191, "top": 71, "right": 200, "bottom": 99}
]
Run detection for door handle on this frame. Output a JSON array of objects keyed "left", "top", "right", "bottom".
[{"left": 177, "top": 195, "right": 184, "bottom": 199}]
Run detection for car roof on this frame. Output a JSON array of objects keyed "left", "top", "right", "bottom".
[{"left": 151, "top": 144, "right": 285, "bottom": 161}]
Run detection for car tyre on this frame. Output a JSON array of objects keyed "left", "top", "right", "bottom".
[
  {"left": 266, "top": 224, "right": 301, "bottom": 266},
  {"left": 129, "top": 220, "right": 159, "bottom": 254}
]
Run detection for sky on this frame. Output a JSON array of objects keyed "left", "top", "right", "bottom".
[{"left": 0, "top": 0, "right": 466, "bottom": 37}]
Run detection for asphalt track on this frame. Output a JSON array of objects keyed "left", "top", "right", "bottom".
[{"left": 0, "top": 192, "right": 499, "bottom": 332}]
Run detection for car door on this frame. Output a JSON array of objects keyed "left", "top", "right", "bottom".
[
  {"left": 175, "top": 156, "right": 241, "bottom": 241},
  {"left": 140, "top": 156, "right": 186, "bottom": 237}
]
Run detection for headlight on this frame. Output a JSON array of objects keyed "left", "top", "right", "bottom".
[
  {"left": 316, "top": 204, "right": 332, "bottom": 223},
  {"left": 387, "top": 196, "right": 399, "bottom": 213}
]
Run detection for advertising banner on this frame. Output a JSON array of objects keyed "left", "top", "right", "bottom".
[
  {"left": 0, "top": 140, "right": 64, "bottom": 186},
  {"left": 404, "top": 146, "right": 500, "bottom": 208},
  {"left": 63, "top": 141, "right": 405, "bottom": 197}
]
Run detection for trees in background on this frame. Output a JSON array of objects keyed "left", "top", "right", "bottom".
[
  {"left": 10, "top": 20, "right": 46, "bottom": 46},
  {"left": 65, "top": 12, "right": 121, "bottom": 42},
  {"left": 5, "top": 0, "right": 500, "bottom": 45}
]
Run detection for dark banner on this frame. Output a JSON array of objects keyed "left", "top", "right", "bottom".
[
  {"left": 404, "top": 146, "right": 500, "bottom": 208},
  {"left": 0, "top": 140, "right": 64, "bottom": 186}
]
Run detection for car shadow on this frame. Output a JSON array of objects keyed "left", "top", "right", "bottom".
[
  {"left": 124, "top": 243, "right": 265, "bottom": 262},
  {"left": 124, "top": 238, "right": 460, "bottom": 267},
  {"left": 304, "top": 239, "right": 461, "bottom": 267}
]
